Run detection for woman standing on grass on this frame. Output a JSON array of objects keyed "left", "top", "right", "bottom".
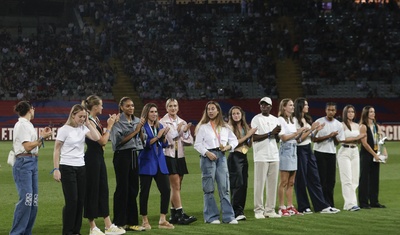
[
  {"left": 194, "top": 101, "right": 238, "bottom": 224},
  {"left": 10, "top": 101, "right": 52, "bottom": 235},
  {"left": 82, "top": 95, "right": 126, "bottom": 235},
  {"left": 293, "top": 98, "right": 340, "bottom": 214},
  {"left": 337, "top": 105, "right": 365, "bottom": 212},
  {"left": 227, "top": 106, "right": 257, "bottom": 221},
  {"left": 358, "top": 106, "right": 386, "bottom": 209},
  {"left": 110, "top": 97, "right": 145, "bottom": 231},
  {"left": 139, "top": 103, "right": 174, "bottom": 230},
  {"left": 277, "top": 98, "right": 305, "bottom": 216},
  {"left": 53, "top": 104, "right": 101, "bottom": 235},
  {"left": 159, "top": 98, "right": 197, "bottom": 225}
]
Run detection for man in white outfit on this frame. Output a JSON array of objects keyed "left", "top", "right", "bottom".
[
  {"left": 313, "top": 102, "right": 345, "bottom": 208},
  {"left": 251, "top": 97, "right": 282, "bottom": 219}
]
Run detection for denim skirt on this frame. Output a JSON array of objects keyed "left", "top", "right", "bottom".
[{"left": 279, "top": 142, "right": 297, "bottom": 171}]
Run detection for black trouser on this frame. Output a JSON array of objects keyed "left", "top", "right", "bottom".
[
  {"left": 315, "top": 151, "right": 336, "bottom": 207},
  {"left": 60, "top": 165, "right": 86, "bottom": 235},
  {"left": 295, "top": 145, "right": 329, "bottom": 212},
  {"left": 139, "top": 171, "right": 170, "bottom": 215},
  {"left": 227, "top": 151, "right": 248, "bottom": 217},
  {"left": 84, "top": 151, "right": 109, "bottom": 219},
  {"left": 359, "top": 151, "right": 380, "bottom": 206},
  {"left": 113, "top": 149, "right": 140, "bottom": 226}
]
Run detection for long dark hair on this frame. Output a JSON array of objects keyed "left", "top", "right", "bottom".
[
  {"left": 294, "top": 97, "right": 312, "bottom": 127},
  {"left": 359, "top": 105, "right": 376, "bottom": 127},
  {"left": 342, "top": 105, "right": 355, "bottom": 131}
]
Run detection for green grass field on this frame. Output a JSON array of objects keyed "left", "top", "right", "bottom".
[{"left": 0, "top": 141, "right": 399, "bottom": 234}]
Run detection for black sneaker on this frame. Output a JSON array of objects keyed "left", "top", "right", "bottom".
[
  {"left": 177, "top": 213, "right": 197, "bottom": 225},
  {"left": 371, "top": 203, "right": 386, "bottom": 208},
  {"left": 169, "top": 208, "right": 178, "bottom": 224}
]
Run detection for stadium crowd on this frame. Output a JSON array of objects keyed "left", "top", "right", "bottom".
[{"left": 1, "top": 0, "right": 400, "bottom": 102}]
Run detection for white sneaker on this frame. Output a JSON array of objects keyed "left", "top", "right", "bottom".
[
  {"left": 105, "top": 224, "right": 126, "bottom": 235},
  {"left": 236, "top": 215, "right": 246, "bottom": 221},
  {"left": 321, "top": 207, "right": 340, "bottom": 214},
  {"left": 302, "top": 208, "right": 313, "bottom": 214},
  {"left": 90, "top": 227, "right": 105, "bottom": 235},
  {"left": 264, "top": 211, "right": 281, "bottom": 218},
  {"left": 330, "top": 207, "right": 341, "bottom": 213},
  {"left": 254, "top": 213, "right": 265, "bottom": 219},
  {"left": 209, "top": 220, "right": 221, "bottom": 224},
  {"left": 229, "top": 219, "right": 238, "bottom": 224}
]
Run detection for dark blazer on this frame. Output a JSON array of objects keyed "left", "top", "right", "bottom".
[{"left": 138, "top": 122, "right": 169, "bottom": 175}]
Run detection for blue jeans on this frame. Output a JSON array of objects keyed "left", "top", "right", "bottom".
[
  {"left": 200, "top": 150, "right": 235, "bottom": 223},
  {"left": 10, "top": 156, "right": 39, "bottom": 235}
]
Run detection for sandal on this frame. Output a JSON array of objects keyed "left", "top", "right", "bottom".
[
  {"left": 142, "top": 221, "right": 152, "bottom": 230},
  {"left": 158, "top": 221, "right": 175, "bottom": 229}
]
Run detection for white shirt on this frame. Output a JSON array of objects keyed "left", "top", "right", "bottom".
[
  {"left": 194, "top": 122, "right": 238, "bottom": 156},
  {"left": 313, "top": 117, "right": 345, "bottom": 154},
  {"left": 56, "top": 125, "right": 89, "bottom": 166},
  {"left": 342, "top": 122, "right": 360, "bottom": 141},
  {"left": 294, "top": 117, "right": 312, "bottom": 146},
  {"left": 251, "top": 113, "right": 280, "bottom": 162},
  {"left": 278, "top": 116, "right": 297, "bottom": 144},
  {"left": 13, "top": 117, "right": 38, "bottom": 155}
]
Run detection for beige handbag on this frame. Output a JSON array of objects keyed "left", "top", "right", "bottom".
[{"left": 7, "top": 150, "right": 16, "bottom": 166}]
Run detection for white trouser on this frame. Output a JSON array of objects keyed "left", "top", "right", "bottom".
[
  {"left": 337, "top": 146, "right": 360, "bottom": 210},
  {"left": 254, "top": 161, "right": 279, "bottom": 214}
]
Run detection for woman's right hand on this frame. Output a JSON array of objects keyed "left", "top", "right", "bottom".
[
  {"left": 373, "top": 153, "right": 381, "bottom": 162},
  {"left": 53, "top": 170, "right": 61, "bottom": 182},
  {"left": 205, "top": 151, "right": 217, "bottom": 161}
]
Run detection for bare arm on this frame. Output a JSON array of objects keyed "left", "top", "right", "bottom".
[
  {"left": 253, "top": 125, "right": 281, "bottom": 142},
  {"left": 52, "top": 140, "right": 63, "bottom": 182},
  {"left": 280, "top": 127, "right": 306, "bottom": 142},
  {"left": 97, "top": 114, "right": 118, "bottom": 146},
  {"left": 22, "top": 127, "right": 53, "bottom": 152},
  {"left": 359, "top": 124, "right": 380, "bottom": 161},
  {"left": 313, "top": 131, "right": 338, "bottom": 143},
  {"left": 237, "top": 127, "right": 257, "bottom": 145}
]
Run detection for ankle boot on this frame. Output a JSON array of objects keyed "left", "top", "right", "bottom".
[
  {"left": 169, "top": 208, "right": 178, "bottom": 224},
  {"left": 176, "top": 208, "right": 197, "bottom": 225}
]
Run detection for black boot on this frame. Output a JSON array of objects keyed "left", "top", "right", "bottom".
[
  {"left": 169, "top": 208, "right": 178, "bottom": 224},
  {"left": 176, "top": 208, "right": 197, "bottom": 225}
]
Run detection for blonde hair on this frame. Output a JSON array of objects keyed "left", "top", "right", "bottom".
[
  {"left": 278, "top": 98, "right": 294, "bottom": 124},
  {"left": 66, "top": 104, "right": 87, "bottom": 126},
  {"left": 82, "top": 95, "right": 102, "bottom": 111},
  {"left": 165, "top": 98, "right": 178, "bottom": 109}
]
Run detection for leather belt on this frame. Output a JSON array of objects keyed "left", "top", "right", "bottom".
[
  {"left": 16, "top": 153, "right": 38, "bottom": 158},
  {"left": 207, "top": 148, "right": 221, "bottom": 151},
  {"left": 342, "top": 144, "right": 357, "bottom": 148}
]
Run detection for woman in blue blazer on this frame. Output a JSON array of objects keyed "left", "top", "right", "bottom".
[{"left": 138, "top": 103, "right": 174, "bottom": 230}]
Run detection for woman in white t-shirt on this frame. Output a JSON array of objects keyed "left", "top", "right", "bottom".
[
  {"left": 53, "top": 104, "right": 101, "bottom": 235},
  {"left": 337, "top": 105, "right": 365, "bottom": 211},
  {"left": 277, "top": 98, "right": 305, "bottom": 217}
]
